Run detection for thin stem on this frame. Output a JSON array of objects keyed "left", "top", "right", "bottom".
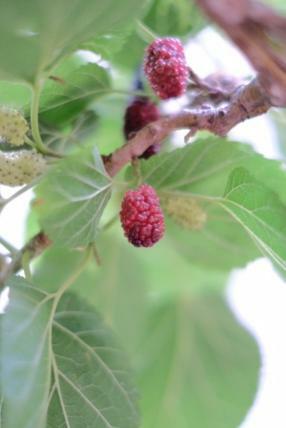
[
  {"left": 30, "top": 81, "right": 63, "bottom": 158},
  {"left": 0, "top": 237, "right": 18, "bottom": 255},
  {"left": 2, "top": 177, "right": 41, "bottom": 206},
  {"left": 31, "top": 80, "right": 45, "bottom": 151}
]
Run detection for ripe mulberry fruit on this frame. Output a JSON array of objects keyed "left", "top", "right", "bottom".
[
  {"left": 120, "top": 184, "right": 165, "bottom": 247},
  {"left": 0, "top": 107, "right": 28, "bottom": 146},
  {"left": 123, "top": 96, "right": 160, "bottom": 159},
  {"left": 0, "top": 150, "right": 47, "bottom": 186},
  {"left": 144, "top": 38, "right": 188, "bottom": 99}
]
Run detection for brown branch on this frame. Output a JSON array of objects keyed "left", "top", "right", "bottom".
[
  {"left": 104, "top": 78, "right": 270, "bottom": 177},
  {"left": 0, "top": 232, "right": 52, "bottom": 287},
  {"left": 196, "top": 0, "right": 286, "bottom": 107}
]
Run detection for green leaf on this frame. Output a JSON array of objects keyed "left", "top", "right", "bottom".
[
  {"left": 1, "top": 276, "right": 53, "bottom": 428},
  {"left": 221, "top": 167, "right": 286, "bottom": 271},
  {"left": 138, "top": 137, "right": 286, "bottom": 201},
  {"left": 137, "top": 294, "right": 260, "bottom": 428},
  {"left": 166, "top": 206, "right": 259, "bottom": 271},
  {"left": 144, "top": 0, "right": 205, "bottom": 36},
  {"left": 1, "top": 278, "right": 139, "bottom": 428},
  {"left": 0, "top": 0, "right": 148, "bottom": 83},
  {"left": 39, "top": 59, "right": 110, "bottom": 127},
  {"left": 35, "top": 145, "right": 112, "bottom": 247},
  {"left": 48, "top": 292, "right": 139, "bottom": 428},
  {"left": 137, "top": 137, "right": 286, "bottom": 269}
]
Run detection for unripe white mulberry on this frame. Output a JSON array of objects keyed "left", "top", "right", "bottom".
[
  {"left": 0, "top": 107, "right": 28, "bottom": 146},
  {"left": 162, "top": 195, "right": 207, "bottom": 230},
  {"left": 0, "top": 150, "right": 47, "bottom": 186}
]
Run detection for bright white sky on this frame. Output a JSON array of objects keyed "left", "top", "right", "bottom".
[{"left": 0, "top": 26, "right": 285, "bottom": 428}]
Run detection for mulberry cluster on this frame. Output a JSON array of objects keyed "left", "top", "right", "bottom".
[
  {"left": 120, "top": 184, "right": 165, "bottom": 247},
  {"left": 144, "top": 38, "right": 188, "bottom": 99},
  {"left": 0, "top": 107, "right": 28, "bottom": 146},
  {"left": 0, "top": 150, "right": 47, "bottom": 186},
  {"left": 123, "top": 97, "right": 160, "bottom": 159}
]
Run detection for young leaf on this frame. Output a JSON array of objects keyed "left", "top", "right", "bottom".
[
  {"left": 1, "top": 276, "right": 53, "bottom": 428},
  {"left": 137, "top": 294, "right": 260, "bottom": 428},
  {"left": 39, "top": 60, "right": 110, "bottom": 127},
  {"left": 35, "top": 146, "right": 112, "bottom": 247},
  {"left": 221, "top": 167, "right": 286, "bottom": 271}
]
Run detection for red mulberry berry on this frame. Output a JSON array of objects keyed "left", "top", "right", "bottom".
[
  {"left": 144, "top": 38, "right": 188, "bottom": 99},
  {"left": 120, "top": 184, "right": 165, "bottom": 247},
  {"left": 123, "top": 96, "right": 160, "bottom": 159}
]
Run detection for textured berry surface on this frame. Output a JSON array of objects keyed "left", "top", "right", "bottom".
[
  {"left": 120, "top": 184, "right": 165, "bottom": 247},
  {"left": 0, "top": 107, "right": 28, "bottom": 146},
  {"left": 144, "top": 38, "right": 188, "bottom": 99},
  {"left": 0, "top": 150, "right": 47, "bottom": 186},
  {"left": 124, "top": 96, "right": 160, "bottom": 159}
]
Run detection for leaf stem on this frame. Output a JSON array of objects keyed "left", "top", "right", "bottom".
[{"left": 30, "top": 81, "right": 63, "bottom": 158}]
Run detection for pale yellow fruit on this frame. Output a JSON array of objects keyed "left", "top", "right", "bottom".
[
  {"left": 162, "top": 194, "right": 207, "bottom": 230},
  {"left": 0, "top": 107, "right": 28, "bottom": 146},
  {"left": 0, "top": 150, "right": 47, "bottom": 186}
]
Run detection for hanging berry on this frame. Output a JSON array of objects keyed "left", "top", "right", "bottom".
[
  {"left": 144, "top": 38, "right": 188, "bottom": 99},
  {"left": 120, "top": 184, "right": 165, "bottom": 247}
]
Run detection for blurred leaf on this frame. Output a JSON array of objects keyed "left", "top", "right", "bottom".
[
  {"left": 47, "top": 292, "right": 139, "bottom": 428},
  {"left": 0, "top": 81, "right": 30, "bottom": 109},
  {"left": 1, "top": 276, "right": 53, "bottom": 428},
  {"left": 144, "top": 0, "right": 205, "bottom": 36},
  {"left": 262, "top": 0, "right": 286, "bottom": 12},
  {"left": 137, "top": 294, "right": 260, "bottom": 428},
  {"left": 33, "top": 224, "right": 227, "bottom": 357},
  {"left": 35, "top": 145, "right": 112, "bottom": 247},
  {"left": 166, "top": 206, "right": 259, "bottom": 271},
  {"left": 221, "top": 167, "right": 286, "bottom": 271},
  {"left": 81, "top": 26, "right": 134, "bottom": 60},
  {"left": 39, "top": 59, "right": 110, "bottom": 128},
  {"left": 0, "top": 0, "right": 148, "bottom": 83}
]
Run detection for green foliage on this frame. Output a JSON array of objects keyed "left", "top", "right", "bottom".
[
  {"left": 39, "top": 58, "right": 111, "bottom": 128},
  {"left": 222, "top": 167, "right": 286, "bottom": 270},
  {"left": 144, "top": 0, "right": 205, "bottom": 36},
  {"left": 1, "top": 1, "right": 286, "bottom": 427},
  {"left": 137, "top": 294, "right": 260, "bottom": 428},
  {"left": 33, "top": 235, "right": 260, "bottom": 428},
  {"left": 0, "top": 0, "right": 149, "bottom": 83},
  {"left": 136, "top": 137, "right": 286, "bottom": 270},
  {"left": 1, "top": 276, "right": 52, "bottom": 428},
  {"left": 1, "top": 277, "right": 139, "bottom": 428},
  {"left": 35, "top": 145, "right": 112, "bottom": 246}
]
